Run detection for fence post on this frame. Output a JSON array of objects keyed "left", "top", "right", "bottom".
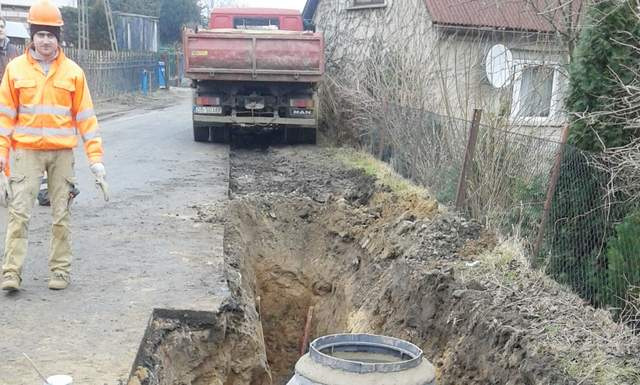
[
  {"left": 455, "top": 109, "right": 482, "bottom": 211},
  {"left": 532, "top": 124, "right": 571, "bottom": 257}
]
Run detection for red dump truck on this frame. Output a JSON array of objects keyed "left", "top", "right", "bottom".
[{"left": 183, "top": 8, "right": 324, "bottom": 143}]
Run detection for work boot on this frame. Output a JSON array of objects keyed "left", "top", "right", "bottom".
[
  {"left": 48, "top": 272, "right": 70, "bottom": 290},
  {"left": 1, "top": 273, "right": 21, "bottom": 291}
]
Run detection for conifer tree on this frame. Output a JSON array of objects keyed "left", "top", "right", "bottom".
[{"left": 566, "top": 0, "right": 640, "bottom": 152}]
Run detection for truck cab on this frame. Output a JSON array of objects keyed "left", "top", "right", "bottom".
[{"left": 210, "top": 8, "right": 304, "bottom": 31}]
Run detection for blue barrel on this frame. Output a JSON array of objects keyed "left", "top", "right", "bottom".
[
  {"left": 157, "top": 61, "right": 167, "bottom": 89},
  {"left": 141, "top": 69, "right": 149, "bottom": 95}
]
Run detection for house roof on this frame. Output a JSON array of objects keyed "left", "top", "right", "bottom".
[
  {"left": 423, "top": 0, "right": 571, "bottom": 32},
  {"left": 302, "top": 0, "right": 580, "bottom": 33}
]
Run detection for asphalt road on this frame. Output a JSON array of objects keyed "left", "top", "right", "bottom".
[{"left": 0, "top": 89, "right": 230, "bottom": 384}]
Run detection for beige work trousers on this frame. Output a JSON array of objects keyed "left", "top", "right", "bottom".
[{"left": 2, "top": 149, "right": 75, "bottom": 277}]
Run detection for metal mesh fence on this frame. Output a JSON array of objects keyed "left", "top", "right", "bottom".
[
  {"left": 364, "top": 106, "right": 468, "bottom": 205},
  {"left": 542, "top": 147, "right": 640, "bottom": 324},
  {"left": 364, "top": 104, "right": 640, "bottom": 324},
  {"left": 160, "top": 51, "right": 185, "bottom": 86},
  {"left": 66, "top": 49, "right": 160, "bottom": 100},
  {"left": 15, "top": 45, "right": 162, "bottom": 100},
  {"left": 469, "top": 126, "right": 560, "bottom": 245}
]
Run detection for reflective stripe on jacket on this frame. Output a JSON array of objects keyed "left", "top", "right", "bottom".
[{"left": 0, "top": 46, "right": 103, "bottom": 163}]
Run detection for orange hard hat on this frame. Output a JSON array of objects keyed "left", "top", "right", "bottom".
[{"left": 27, "top": 0, "right": 64, "bottom": 27}]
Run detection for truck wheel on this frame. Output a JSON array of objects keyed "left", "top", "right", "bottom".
[
  {"left": 193, "top": 125, "right": 210, "bottom": 142},
  {"left": 211, "top": 125, "right": 230, "bottom": 143}
]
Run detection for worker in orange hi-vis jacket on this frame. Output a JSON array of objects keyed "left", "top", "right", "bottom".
[{"left": 0, "top": 0, "right": 108, "bottom": 292}]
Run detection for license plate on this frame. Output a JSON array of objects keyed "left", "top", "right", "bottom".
[{"left": 194, "top": 106, "right": 222, "bottom": 114}]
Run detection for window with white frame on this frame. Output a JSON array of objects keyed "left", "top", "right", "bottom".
[{"left": 511, "top": 60, "right": 563, "bottom": 125}]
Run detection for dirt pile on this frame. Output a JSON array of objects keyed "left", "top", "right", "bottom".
[
  {"left": 223, "top": 147, "right": 640, "bottom": 385},
  {"left": 127, "top": 306, "right": 270, "bottom": 385}
]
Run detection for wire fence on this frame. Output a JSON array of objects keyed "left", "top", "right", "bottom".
[
  {"left": 67, "top": 49, "right": 160, "bottom": 99},
  {"left": 542, "top": 147, "right": 640, "bottom": 327},
  {"left": 14, "top": 45, "right": 184, "bottom": 100},
  {"left": 363, "top": 105, "right": 640, "bottom": 326}
]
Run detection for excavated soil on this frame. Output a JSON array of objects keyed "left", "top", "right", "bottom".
[
  {"left": 224, "top": 147, "right": 559, "bottom": 385},
  {"left": 129, "top": 146, "right": 640, "bottom": 385}
]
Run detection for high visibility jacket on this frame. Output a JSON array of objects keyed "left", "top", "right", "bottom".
[{"left": 0, "top": 47, "right": 103, "bottom": 164}]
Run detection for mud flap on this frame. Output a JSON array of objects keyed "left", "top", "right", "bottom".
[
  {"left": 285, "top": 126, "right": 316, "bottom": 144},
  {"left": 193, "top": 122, "right": 210, "bottom": 142},
  {"left": 211, "top": 125, "right": 230, "bottom": 144}
]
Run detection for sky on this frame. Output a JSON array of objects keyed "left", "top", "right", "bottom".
[{"left": 241, "top": 0, "right": 307, "bottom": 11}]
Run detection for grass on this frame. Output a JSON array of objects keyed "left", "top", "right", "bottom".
[
  {"left": 333, "top": 145, "right": 640, "bottom": 385},
  {"left": 333, "top": 147, "right": 430, "bottom": 197},
  {"left": 462, "top": 237, "right": 640, "bottom": 385},
  {"left": 561, "top": 351, "right": 640, "bottom": 385}
]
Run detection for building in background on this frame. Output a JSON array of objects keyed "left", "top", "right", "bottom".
[
  {"left": 0, "top": 0, "right": 76, "bottom": 22},
  {"left": 113, "top": 12, "right": 159, "bottom": 52},
  {"left": 306, "top": 0, "right": 582, "bottom": 134},
  {"left": 0, "top": 0, "right": 77, "bottom": 43}
]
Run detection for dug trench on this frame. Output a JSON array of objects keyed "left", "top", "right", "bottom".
[{"left": 127, "top": 147, "right": 637, "bottom": 385}]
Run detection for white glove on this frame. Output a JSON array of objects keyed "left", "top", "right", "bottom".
[
  {"left": 90, "top": 162, "right": 106, "bottom": 178},
  {"left": 0, "top": 173, "right": 12, "bottom": 208},
  {"left": 90, "top": 162, "right": 109, "bottom": 202}
]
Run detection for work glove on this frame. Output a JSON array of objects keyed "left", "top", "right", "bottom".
[
  {"left": 90, "top": 162, "right": 110, "bottom": 202},
  {"left": 0, "top": 173, "right": 11, "bottom": 208}
]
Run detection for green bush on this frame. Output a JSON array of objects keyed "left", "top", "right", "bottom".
[
  {"left": 606, "top": 210, "right": 640, "bottom": 311},
  {"left": 566, "top": 0, "right": 640, "bottom": 152},
  {"left": 433, "top": 165, "right": 459, "bottom": 205},
  {"left": 504, "top": 174, "right": 547, "bottom": 242},
  {"left": 545, "top": 147, "right": 639, "bottom": 309},
  {"left": 545, "top": 148, "right": 611, "bottom": 304}
]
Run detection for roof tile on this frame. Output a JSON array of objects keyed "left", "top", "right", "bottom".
[{"left": 423, "top": 0, "right": 572, "bottom": 32}]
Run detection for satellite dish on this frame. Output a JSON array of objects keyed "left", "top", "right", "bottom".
[{"left": 485, "top": 44, "right": 513, "bottom": 88}]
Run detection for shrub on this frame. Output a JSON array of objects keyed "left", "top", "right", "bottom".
[
  {"left": 606, "top": 210, "right": 640, "bottom": 312},
  {"left": 566, "top": 0, "right": 640, "bottom": 152}
]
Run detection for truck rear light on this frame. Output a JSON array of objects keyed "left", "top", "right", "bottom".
[
  {"left": 290, "top": 98, "right": 314, "bottom": 108},
  {"left": 196, "top": 96, "right": 221, "bottom": 106}
]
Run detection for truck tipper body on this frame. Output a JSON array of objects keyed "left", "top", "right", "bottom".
[{"left": 183, "top": 8, "right": 324, "bottom": 143}]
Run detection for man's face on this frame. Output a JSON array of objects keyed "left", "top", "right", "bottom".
[
  {"left": 33, "top": 31, "right": 58, "bottom": 57},
  {"left": 0, "top": 22, "right": 6, "bottom": 40}
]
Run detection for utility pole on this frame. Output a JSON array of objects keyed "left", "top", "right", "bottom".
[
  {"left": 104, "top": 0, "right": 118, "bottom": 52},
  {"left": 78, "top": 0, "right": 89, "bottom": 50}
]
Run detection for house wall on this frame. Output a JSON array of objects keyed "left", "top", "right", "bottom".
[
  {"left": 433, "top": 28, "right": 569, "bottom": 136},
  {"left": 313, "top": 0, "right": 569, "bottom": 137},
  {"left": 314, "top": 0, "right": 437, "bottom": 102}
]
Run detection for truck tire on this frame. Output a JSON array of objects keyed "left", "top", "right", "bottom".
[
  {"left": 211, "top": 125, "right": 230, "bottom": 144},
  {"left": 193, "top": 124, "right": 209, "bottom": 142}
]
